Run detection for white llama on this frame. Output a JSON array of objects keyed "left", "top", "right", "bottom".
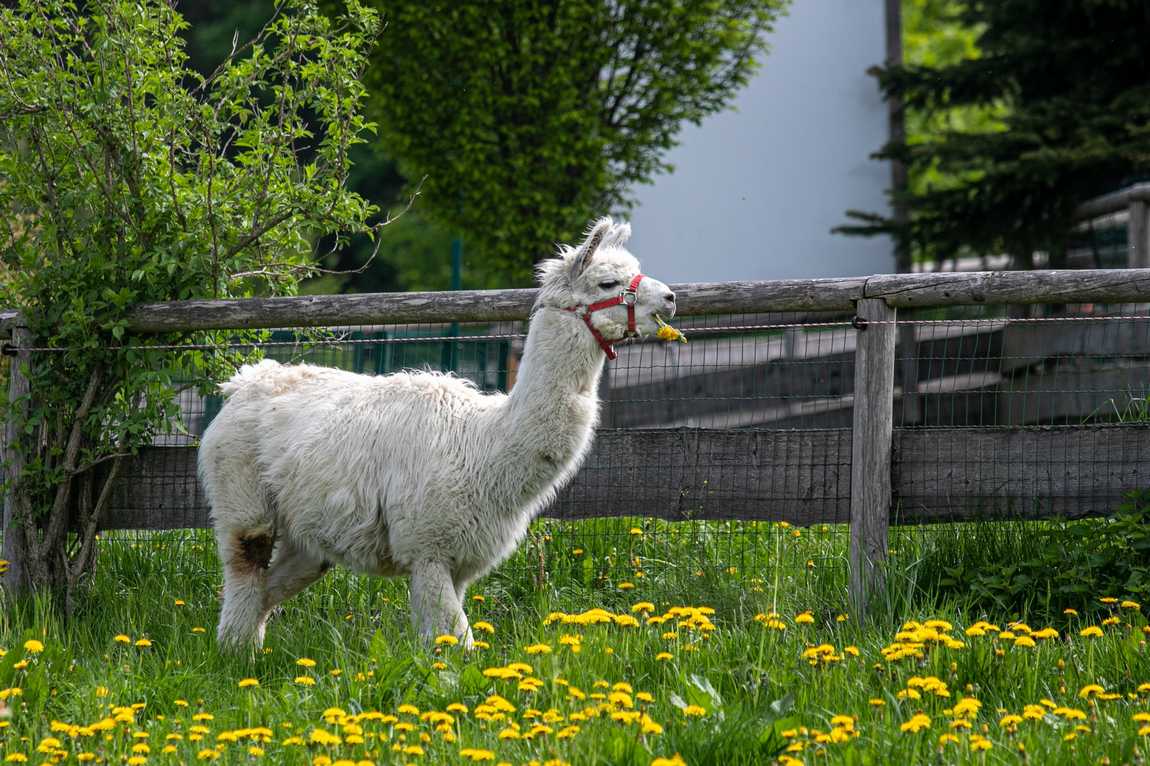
[{"left": 198, "top": 217, "right": 677, "bottom": 650}]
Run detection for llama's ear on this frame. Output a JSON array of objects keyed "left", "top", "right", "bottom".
[
  {"left": 571, "top": 217, "right": 613, "bottom": 279},
  {"left": 605, "top": 221, "right": 631, "bottom": 248}
]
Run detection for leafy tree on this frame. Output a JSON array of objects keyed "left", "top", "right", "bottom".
[
  {"left": 176, "top": 0, "right": 418, "bottom": 293},
  {"left": 842, "top": 0, "right": 1150, "bottom": 269},
  {"left": 360, "top": 0, "right": 788, "bottom": 285},
  {"left": 0, "top": 0, "right": 380, "bottom": 600}
]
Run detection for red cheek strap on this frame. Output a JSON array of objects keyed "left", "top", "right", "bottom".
[{"left": 564, "top": 274, "right": 645, "bottom": 360}]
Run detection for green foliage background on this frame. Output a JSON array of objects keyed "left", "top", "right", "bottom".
[
  {"left": 845, "top": 0, "right": 1150, "bottom": 268},
  {"left": 360, "top": 0, "right": 787, "bottom": 286},
  {"left": 0, "top": 0, "right": 380, "bottom": 594}
]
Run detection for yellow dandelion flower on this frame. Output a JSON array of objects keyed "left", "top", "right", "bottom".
[
  {"left": 294, "top": 676, "right": 316, "bottom": 686},
  {"left": 681, "top": 705, "right": 706, "bottom": 717},
  {"left": 524, "top": 643, "right": 552, "bottom": 655},
  {"left": 434, "top": 635, "right": 459, "bottom": 646},
  {"left": 970, "top": 735, "right": 992, "bottom": 752},
  {"left": 22, "top": 640, "right": 43, "bottom": 654},
  {"left": 114, "top": 634, "right": 132, "bottom": 644},
  {"left": 655, "top": 318, "right": 687, "bottom": 344},
  {"left": 794, "top": 612, "right": 815, "bottom": 625},
  {"left": 296, "top": 657, "right": 316, "bottom": 667},
  {"left": 617, "top": 582, "right": 636, "bottom": 591},
  {"left": 901, "top": 713, "right": 932, "bottom": 733},
  {"left": 459, "top": 749, "right": 496, "bottom": 762},
  {"left": 473, "top": 621, "right": 495, "bottom": 634},
  {"left": 650, "top": 756, "right": 687, "bottom": 766},
  {"left": 1079, "top": 626, "right": 1104, "bottom": 638},
  {"left": 134, "top": 638, "right": 153, "bottom": 648},
  {"left": 238, "top": 678, "right": 259, "bottom": 688}
]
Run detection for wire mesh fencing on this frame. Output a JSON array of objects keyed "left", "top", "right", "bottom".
[{"left": 82, "top": 298, "right": 1150, "bottom": 600}]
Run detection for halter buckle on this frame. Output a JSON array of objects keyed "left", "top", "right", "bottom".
[{"left": 621, "top": 290, "right": 637, "bottom": 306}]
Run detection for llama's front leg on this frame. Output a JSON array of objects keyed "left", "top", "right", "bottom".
[{"left": 409, "top": 561, "right": 471, "bottom": 646}]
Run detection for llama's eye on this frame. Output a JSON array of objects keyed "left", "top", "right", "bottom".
[{"left": 598, "top": 280, "right": 620, "bottom": 290}]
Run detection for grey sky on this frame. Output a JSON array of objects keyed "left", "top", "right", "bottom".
[{"left": 628, "top": 0, "right": 894, "bottom": 282}]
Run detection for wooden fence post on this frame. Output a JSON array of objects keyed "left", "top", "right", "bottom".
[
  {"left": 897, "top": 323, "right": 920, "bottom": 425},
  {"left": 2, "top": 326, "right": 33, "bottom": 597},
  {"left": 1130, "top": 198, "right": 1149, "bottom": 269},
  {"left": 849, "top": 299, "right": 896, "bottom": 617}
]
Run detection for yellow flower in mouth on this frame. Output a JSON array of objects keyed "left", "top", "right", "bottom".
[{"left": 655, "top": 315, "right": 687, "bottom": 343}]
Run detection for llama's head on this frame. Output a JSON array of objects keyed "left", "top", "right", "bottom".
[{"left": 535, "top": 217, "right": 676, "bottom": 345}]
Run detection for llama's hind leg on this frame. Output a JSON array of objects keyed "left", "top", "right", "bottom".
[
  {"left": 410, "top": 561, "right": 471, "bottom": 647},
  {"left": 263, "top": 540, "right": 330, "bottom": 618},
  {"left": 216, "top": 526, "right": 275, "bottom": 651}
]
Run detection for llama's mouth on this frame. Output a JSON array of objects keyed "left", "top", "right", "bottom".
[{"left": 655, "top": 314, "right": 687, "bottom": 344}]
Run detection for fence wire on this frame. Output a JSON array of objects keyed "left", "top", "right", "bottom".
[{"left": 9, "top": 301, "right": 1150, "bottom": 600}]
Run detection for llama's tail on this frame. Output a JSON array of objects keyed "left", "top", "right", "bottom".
[{"left": 219, "top": 359, "right": 282, "bottom": 399}]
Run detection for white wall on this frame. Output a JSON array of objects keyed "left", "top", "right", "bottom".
[{"left": 628, "top": 0, "right": 893, "bottom": 282}]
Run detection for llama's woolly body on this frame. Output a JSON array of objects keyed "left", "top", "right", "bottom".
[
  {"left": 202, "top": 351, "right": 595, "bottom": 584},
  {"left": 199, "top": 216, "right": 675, "bottom": 649}
]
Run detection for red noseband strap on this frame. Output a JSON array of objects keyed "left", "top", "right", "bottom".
[{"left": 564, "top": 274, "right": 645, "bottom": 361}]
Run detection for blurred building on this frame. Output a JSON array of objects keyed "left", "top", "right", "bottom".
[{"left": 628, "top": 0, "right": 893, "bottom": 282}]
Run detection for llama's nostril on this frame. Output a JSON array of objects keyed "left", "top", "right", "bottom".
[{"left": 665, "top": 292, "right": 676, "bottom": 303}]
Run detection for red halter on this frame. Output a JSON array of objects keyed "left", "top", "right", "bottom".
[{"left": 564, "top": 274, "right": 645, "bottom": 361}]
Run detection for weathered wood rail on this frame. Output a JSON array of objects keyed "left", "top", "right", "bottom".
[
  {"left": 103, "top": 425, "right": 1147, "bottom": 532},
  {"left": 5, "top": 267, "right": 1150, "bottom": 615},
  {"left": 3, "top": 268, "right": 1144, "bottom": 332}
]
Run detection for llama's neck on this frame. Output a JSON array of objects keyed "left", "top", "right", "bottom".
[{"left": 504, "top": 307, "right": 606, "bottom": 426}]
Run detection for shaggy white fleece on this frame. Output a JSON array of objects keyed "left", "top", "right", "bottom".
[{"left": 199, "top": 217, "right": 676, "bottom": 649}]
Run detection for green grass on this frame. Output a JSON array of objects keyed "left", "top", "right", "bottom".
[{"left": 2, "top": 519, "right": 1150, "bottom": 765}]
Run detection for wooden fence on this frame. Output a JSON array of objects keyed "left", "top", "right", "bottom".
[{"left": 5, "top": 268, "right": 1150, "bottom": 613}]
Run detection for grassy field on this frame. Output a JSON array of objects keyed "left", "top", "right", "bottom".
[{"left": 1, "top": 518, "right": 1149, "bottom": 765}]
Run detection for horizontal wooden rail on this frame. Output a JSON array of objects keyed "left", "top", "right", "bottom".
[
  {"left": 4, "top": 269, "right": 1150, "bottom": 335},
  {"left": 119, "top": 269, "right": 1150, "bottom": 330},
  {"left": 102, "top": 425, "right": 1148, "bottom": 531},
  {"left": 1073, "top": 182, "right": 1150, "bottom": 220}
]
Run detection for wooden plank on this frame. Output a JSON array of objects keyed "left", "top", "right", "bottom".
[
  {"left": 1130, "top": 199, "right": 1149, "bottom": 269},
  {"left": 898, "top": 323, "right": 920, "bottom": 425},
  {"left": 4, "top": 269, "right": 1150, "bottom": 334},
  {"left": 849, "top": 300, "right": 897, "bottom": 615},
  {"left": 865, "top": 269, "right": 1150, "bottom": 308},
  {"left": 124, "top": 280, "right": 867, "bottom": 332},
  {"left": 2, "top": 327, "right": 33, "bottom": 595},
  {"left": 104, "top": 430, "right": 855, "bottom": 530},
  {"left": 893, "top": 426, "right": 1150, "bottom": 523},
  {"left": 104, "top": 424, "right": 1150, "bottom": 531},
  {"left": 1074, "top": 182, "right": 1150, "bottom": 221},
  {"left": 0, "top": 310, "right": 21, "bottom": 336}
]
